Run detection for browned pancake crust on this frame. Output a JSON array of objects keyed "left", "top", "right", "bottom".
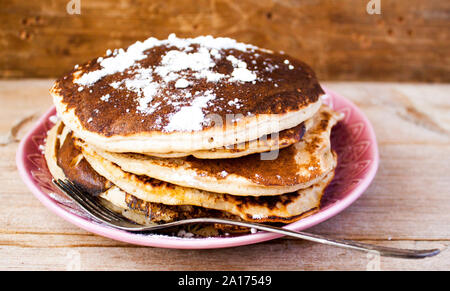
[
  {"left": 52, "top": 44, "right": 323, "bottom": 137},
  {"left": 55, "top": 132, "right": 241, "bottom": 223},
  {"left": 56, "top": 131, "right": 329, "bottom": 224},
  {"left": 57, "top": 131, "right": 111, "bottom": 195},
  {"left": 189, "top": 109, "right": 333, "bottom": 186},
  {"left": 127, "top": 109, "right": 333, "bottom": 187},
  {"left": 124, "top": 193, "right": 240, "bottom": 223}
]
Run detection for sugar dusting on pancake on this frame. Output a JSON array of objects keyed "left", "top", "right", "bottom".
[
  {"left": 71, "top": 34, "right": 263, "bottom": 133},
  {"left": 52, "top": 34, "right": 323, "bottom": 139}
]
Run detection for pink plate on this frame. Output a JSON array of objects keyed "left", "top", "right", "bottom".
[{"left": 16, "top": 89, "right": 379, "bottom": 249}]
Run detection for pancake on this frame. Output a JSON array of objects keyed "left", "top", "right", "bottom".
[
  {"left": 142, "top": 122, "right": 307, "bottom": 159},
  {"left": 45, "top": 121, "right": 336, "bottom": 224},
  {"left": 101, "top": 171, "right": 334, "bottom": 224},
  {"left": 76, "top": 105, "right": 342, "bottom": 196},
  {"left": 50, "top": 34, "right": 324, "bottom": 154},
  {"left": 45, "top": 121, "right": 243, "bottom": 226}
]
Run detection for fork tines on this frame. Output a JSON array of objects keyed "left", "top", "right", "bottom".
[{"left": 52, "top": 179, "right": 125, "bottom": 223}]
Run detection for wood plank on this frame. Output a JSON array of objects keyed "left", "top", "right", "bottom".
[
  {"left": 0, "top": 0, "right": 449, "bottom": 81},
  {"left": 0, "top": 238, "right": 448, "bottom": 270}
]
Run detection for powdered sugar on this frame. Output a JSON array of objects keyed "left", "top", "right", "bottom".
[
  {"left": 137, "top": 96, "right": 160, "bottom": 115},
  {"left": 174, "top": 78, "right": 190, "bottom": 89},
  {"left": 74, "top": 34, "right": 259, "bottom": 88},
  {"left": 226, "top": 55, "right": 257, "bottom": 82},
  {"left": 164, "top": 90, "right": 216, "bottom": 132},
  {"left": 157, "top": 48, "right": 215, "bottom": 78},
  {"left": 109, "top": 81, "right": 122, "bottom": 89},
  {"left": 230, "top": 67, "right": 257, "bottom": 82},
  {"left": 100, "top": 94, "right": 111, "bottom": 102},
  {"left": 74, "top": 37, "right": 160, "bottom": 86},
  {"left": 71, "top": 34, "right": 282, "bottom": 130},
  {"left": 74, "top": 34, "right": 257, "bottom": 90},
  {"left": 126, "top": 69, "right": 158, "bottom": 108},
  {"left": 227, "top": 98, "right": 242, "bottom": 109},
  {"left": 155, "top": 47, "right": 228, "bottom": 84}
]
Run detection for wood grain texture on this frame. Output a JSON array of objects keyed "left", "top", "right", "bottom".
[
  {"left": 1, "top": 0, "right": 449, "bottom": 81},
  {"left": 0, "top": 80, "right": 449, "bottom": 270}
]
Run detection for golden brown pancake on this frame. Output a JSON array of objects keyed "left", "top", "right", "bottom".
[
  {"left": 51, "top": 34, "right": 324, "bottom": 154},
  {"left": 45, "top": 122, "right": 241, "bottom": 223}
]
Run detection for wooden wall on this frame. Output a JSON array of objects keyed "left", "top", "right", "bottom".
[{"left": 1, "top": 0, "right": 449, "bottom": 82}]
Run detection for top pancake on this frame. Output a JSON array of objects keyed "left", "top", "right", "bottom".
[{"left": 50, "top": 34, "right": 324, "bottom": 153}]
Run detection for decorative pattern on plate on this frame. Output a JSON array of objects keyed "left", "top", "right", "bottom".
[{"left": 16, "top": 89, "right": 379, "bottom": 249}]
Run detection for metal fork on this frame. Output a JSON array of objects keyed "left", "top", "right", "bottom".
[{"left": 53, "top": 179, "right": 440, "bottom": 259}]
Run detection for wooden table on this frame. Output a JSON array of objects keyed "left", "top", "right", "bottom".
[{"left": 1, "top": 80, "right": 449, "bottom": 270}]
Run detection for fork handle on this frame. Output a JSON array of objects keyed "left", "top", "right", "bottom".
[{"left": 140, "top": 218, "right": 440, "bottom": 259}]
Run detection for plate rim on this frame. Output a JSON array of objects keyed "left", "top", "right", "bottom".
[{"left": 16, "top": 89, "right": 379, "bottom": 249}]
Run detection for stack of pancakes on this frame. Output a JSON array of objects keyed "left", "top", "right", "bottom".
[{"left": 44, "top": 34, "right": 343, "bottom": 235}]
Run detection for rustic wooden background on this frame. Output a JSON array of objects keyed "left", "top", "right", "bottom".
[{"left": 1, "top": 0, "right": 449, "bottom": 82}]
